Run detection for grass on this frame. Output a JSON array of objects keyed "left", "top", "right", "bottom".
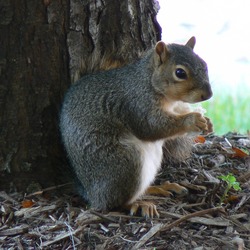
[{"left": 201, "top": 85, "right": 250, "bottom": 135}]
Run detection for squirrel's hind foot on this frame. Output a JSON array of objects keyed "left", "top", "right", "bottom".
[
  {"left": 126, "top": 182, "right": 188, "bottom": 218},
  {"left": 127, "top": 201, "right": 159, "bottom": 218},
  {"left": 146, "top": 181, "right": 188, "bottom": 197}
]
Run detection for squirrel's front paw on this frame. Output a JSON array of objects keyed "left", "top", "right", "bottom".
[
  {"left": 204, "top": 116, "right": 213, "bottom": 133},
  {"left": 184, "top": 112, "right": 208, "bottom": 133}
]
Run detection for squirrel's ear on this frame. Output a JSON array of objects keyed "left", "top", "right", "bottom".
[
  {"left": 155, "top": 41, "right": 169, "bottom": 65},
  {"left": 185, "top": 36, "right": 196, "bottom": 50}
]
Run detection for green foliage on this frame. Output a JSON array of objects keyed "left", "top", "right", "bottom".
[
  {"left": 218, "top": 173, "right": 241, "bottom": 204},
  {"left": 219, "top": 173, "right": 241, "bottom": 191},
  {"left": 202, "top": 89, "right": 250, "bottom": 135}
]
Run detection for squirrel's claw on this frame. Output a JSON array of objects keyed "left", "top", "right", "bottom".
[{"left": 129, "top": 201, "right": 159, "bottom": 218}]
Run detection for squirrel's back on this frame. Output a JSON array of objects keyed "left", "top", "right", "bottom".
[{"left": 61, "top": 51, "right": 156, "bottom": 141}]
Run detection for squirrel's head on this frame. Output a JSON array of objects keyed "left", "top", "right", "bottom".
[{"left": 152, "top": 37, "right": 212, "bottom": 104}]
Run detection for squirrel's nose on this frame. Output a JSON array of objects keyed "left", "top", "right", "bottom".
[{"left": 201, "top": 86, "right": 213, "bottom": 101}]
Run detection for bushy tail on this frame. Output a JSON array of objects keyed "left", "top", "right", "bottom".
[{"left": 162, "top": 135, "right": 194, "bottom": 164}]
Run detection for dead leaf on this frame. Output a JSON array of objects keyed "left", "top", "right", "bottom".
[
  {"left": 225, "top": 195, "right": 240, "bottom": 203},
  {"left": 21, "top": 200, "right": 35, "bottom": 208},
  {"left": 209, "top": 154, "right": 226, "bottom": 167},
  {"left": 231, "top": 147, "right": 249, "bottom": 158},
  {"left": 194, "top": 135, "right": 206, "bottom": 143}
]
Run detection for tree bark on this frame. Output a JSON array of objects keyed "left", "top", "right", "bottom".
[{"left": 0, "top": 0, "right": 161, "bottom": 192}]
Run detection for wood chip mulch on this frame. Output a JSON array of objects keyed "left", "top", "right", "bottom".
[{"left": 0, "top": 132, "right": 249, "bottom": 249}]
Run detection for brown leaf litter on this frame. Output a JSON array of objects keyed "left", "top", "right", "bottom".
[{"left": 0, "top": 132, "right": 250, "bottom": 249}]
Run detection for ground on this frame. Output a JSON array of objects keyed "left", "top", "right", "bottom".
[{"left": 0, "top": 132, "right": 249, "bottom": 249}]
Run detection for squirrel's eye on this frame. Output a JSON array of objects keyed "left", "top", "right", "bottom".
[{"left": 175, "top": 68, "right": 187, "bottom": 79}]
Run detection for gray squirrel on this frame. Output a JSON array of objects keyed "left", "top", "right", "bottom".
[{"left": 60, "top": 37, "right": 213, "bottom": 217}]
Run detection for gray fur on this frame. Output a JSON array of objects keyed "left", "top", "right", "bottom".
[{"left": 59, "top": 40, "right": 212, "bottom": 211}]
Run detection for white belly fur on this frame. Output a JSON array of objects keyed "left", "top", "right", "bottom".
[{"left": 120, "top": 134, "right": 164, "bottom": 204}]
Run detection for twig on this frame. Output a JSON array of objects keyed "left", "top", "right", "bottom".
[
  {"left": 160, "top": 206, "right": 225, "bottom": 231},
  {"left": 0, "top": 225, "right": 29, "bottom": 236},
  {"left": 133, "top": 207, "right": 224, "bottom": 249},
  {"left": 238, "top": 171, "right": 250, "bottom": 182},
  {"left": 0, "top": 191, "right": 18, "bottom": 204},
  {"left": 15, "top": 238, "right": 24, "bottom": 250},
  {"left": 90, "top": 210, "right": 118, "bottom": 223},
  {"left": 233, "top": 195, "right": 250, "bottom": 213},
  {"left": 183, "top": 202, "right": 206, "bottom": 208},
  {"left": 227, "top": 216, "right": 250, "bottom": 232},
  {"left": 132, "top": 223, "right": 163, "bottom": 250},
  {"left": 25, "top": 182, "right": 73, "bottom": 197},
  {"left": 41, "top": 226, "right": 83, "bottom": 247},
  {"left": 64, "top": 222, "right": 76, "bottom": 250}
]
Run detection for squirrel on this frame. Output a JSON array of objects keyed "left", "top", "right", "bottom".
[{"left": 60, "top": 37, "right": 213, "bottom": 217}]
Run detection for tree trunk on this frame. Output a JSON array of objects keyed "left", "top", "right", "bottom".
[{"left": 0, "top": 0, "right": 161, "bottom": 192}]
